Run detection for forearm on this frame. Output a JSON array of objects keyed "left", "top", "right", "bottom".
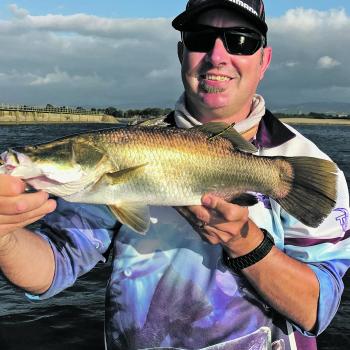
[
  {"left": 189, "top": 195, "right": 320, "bottom": 331},
  {"left": 0, "top": 228, "right": 55, "bottom": 294},
  {"left": 242, "top": 244, "right": 319, "bottom": 332}
]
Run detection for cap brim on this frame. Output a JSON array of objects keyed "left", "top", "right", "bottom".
[{"left": 172, "top": 1, "right": 267, "bottom": 35}]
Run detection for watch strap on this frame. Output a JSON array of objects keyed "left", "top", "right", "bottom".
[{"left": 222, "top": 228, "right": 274, "bottom": 274}]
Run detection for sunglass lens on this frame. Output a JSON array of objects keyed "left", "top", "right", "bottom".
[
  {"left": 224, "top": 32, "right": 261, "bottom": 55},
  {"left": 183, "top": 31, "right": 217, "bottom": 53}
]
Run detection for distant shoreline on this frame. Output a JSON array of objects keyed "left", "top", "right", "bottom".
[
  {"left": 279, "top": 118, "right": 350, "bottom": 125},
  {"left": 1, "top": 117, "right": 350, "bottom": 126}
]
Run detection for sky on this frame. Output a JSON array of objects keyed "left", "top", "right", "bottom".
[{"left": 0, "top": 1, "right": 349, "bottom": 109}]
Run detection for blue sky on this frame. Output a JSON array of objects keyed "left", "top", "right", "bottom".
[{"left": 0, "top": 1, "right": 349, "bottom": 19}]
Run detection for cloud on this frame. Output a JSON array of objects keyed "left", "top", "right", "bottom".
[
  {"left": 28, "top": 67, "right": 107, "bottom": 87},
  {"left": 317, "top": 56, "right": 341, "bottom": 69},
  {"left": 0, "top": 5, "right": 349, "bottom": 108},
  {"left": 9, "top": 4, "right": 29, "bottom": 18},
  {"left": 285, "top": 61, "right": 299, "bottom": 68},
  {"left": 0, "top": 4, "right": 182, "bottom": 108},
  {"left": 262, "top": 7, "right": 350, "bottom": 105}
]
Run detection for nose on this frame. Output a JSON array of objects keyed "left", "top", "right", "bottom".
[{"left": 206, "top": 37, "right": 230, "bottom": 66}]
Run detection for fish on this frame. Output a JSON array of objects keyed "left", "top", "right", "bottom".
[{"left": 0, "top": 122, "right": 338, "bottom": 234}]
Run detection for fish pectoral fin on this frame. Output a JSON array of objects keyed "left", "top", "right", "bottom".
[
  {"left": 108, "top": 203, "right": 150, "bottom": 234},
  {"left": 193, "top": 122, "right": 257, "bottom": 153},
  {"left": 230, "top": 193, "right": 258, "bottom": 206},
  {"left": 104, "top": 163, "right": 148, "bottom": 185}
]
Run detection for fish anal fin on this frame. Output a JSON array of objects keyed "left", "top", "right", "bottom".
[
  {"left": 108, "top": 203, "right": 150, "bottom": 234},
  {"left": 193, "top": 122, "right": 257, "bottom": 153}
]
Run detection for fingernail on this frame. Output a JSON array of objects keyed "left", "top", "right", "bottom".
[
  {"left": 48, "top": 199, "right": 57, "bottom": 212},
  {"left": 202, "top": 196, "right": 211, "bottom": 207}
]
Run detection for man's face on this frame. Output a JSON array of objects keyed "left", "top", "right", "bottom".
[{"left": 179, "top": 9, "right": 271, "bottom": 123}]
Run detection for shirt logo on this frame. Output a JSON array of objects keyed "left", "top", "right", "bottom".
[{"left": 334, "top": 208, "right": 349, "bottom": 232}]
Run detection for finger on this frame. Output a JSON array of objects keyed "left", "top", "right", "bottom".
[
  {"left": 200, "top": 228, "right": 221, "bottom": 245},
  {"left": 208, "top": 219, "right": 250, "bottom": 237},
  {"left": 0, "top": 214, "right": 48, "bottom": 236},
  {"left": 0, "top": 175, "right": 26, "bottom": 196},
  {"left": 0, "top": 199, "right": 56, "bottom": 225},
  {"left": 203, "top": 224, "right": 241, "bottom": 245},
  {"left": 202, "top": 195, "right": 248, "bottom": 222},
  {"left": 0, "top": 191, "right": 50, "bottom": 215},
  {"left": 186, "top": 204, "right": 211, "bottom": 224}
]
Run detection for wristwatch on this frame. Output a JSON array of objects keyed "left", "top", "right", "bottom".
[{"left": 222, "top": 228, "right": 275, "bottom": 274}]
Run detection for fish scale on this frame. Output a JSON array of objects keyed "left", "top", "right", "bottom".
[{"left": 76, "top": 127, "right": 307, "bottom": 205}]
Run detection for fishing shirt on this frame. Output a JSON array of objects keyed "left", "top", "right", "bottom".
[{"left": 28, "top": 111, "right": 350, "bottom": 350}]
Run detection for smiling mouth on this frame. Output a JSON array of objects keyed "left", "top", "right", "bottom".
[
  {"left": 202, "top": 74, "right": 232, "bottom": 82},
  {"left": 199, "top": 74, "right": 232, "bottom": 93}
]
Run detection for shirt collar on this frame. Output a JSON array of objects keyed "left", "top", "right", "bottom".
[
  {"left": 165, "top": 108, "right": 296, "bottom": 149},
  {"left": 255, "top": 109, "right": 296, "bottom": 148}
]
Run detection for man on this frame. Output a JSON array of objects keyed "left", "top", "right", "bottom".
[{"left": 0, "top": 0, "right": 349, "bottom": 349}]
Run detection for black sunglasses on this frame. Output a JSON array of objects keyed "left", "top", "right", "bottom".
[{"left": 182, "top": 24, "right": 265, "bottom": 56}]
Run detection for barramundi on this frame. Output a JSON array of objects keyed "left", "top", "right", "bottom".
[{"left": 0, "top": 122, "right": 338, "bottom": 233}]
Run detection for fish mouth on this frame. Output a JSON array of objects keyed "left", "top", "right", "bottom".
[{"left": 4, "top": 164, "right": 16, "bottom": 171}]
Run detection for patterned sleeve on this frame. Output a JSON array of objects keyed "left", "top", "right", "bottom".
[
  {"left": 281, "top": 169, "right": 350, "bottom": 335},
  {"left": 26, "top": 198, "right": 117, "bottom": 300}
]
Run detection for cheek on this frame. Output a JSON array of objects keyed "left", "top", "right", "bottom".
[
  {"left": 234, "top": 57, "right": 263, "bottom": 87},
  {"left": 182, "top": 51, "right": 206, "bottom": 79}
]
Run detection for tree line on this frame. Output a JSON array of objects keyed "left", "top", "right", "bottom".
[
  {"left": 45, "top": 105, "right": 173, "bottom": 118},
  {"left": 275, "top": 112, "right": 350, "bottom": 119},
  {"left": 103, "top": 107, "right": 173, "bottom": 118}
]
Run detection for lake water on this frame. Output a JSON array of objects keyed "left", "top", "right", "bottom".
[{"left": 0, "top": 123, "right": 349, "bottom": 350}]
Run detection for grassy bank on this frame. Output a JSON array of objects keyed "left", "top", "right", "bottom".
[{"left": 279, "top": 118, "right": 350, "bottom": 125}]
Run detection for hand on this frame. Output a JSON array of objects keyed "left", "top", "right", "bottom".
[
  {"left": 187, "top": 194, "right": 264, "bottom": 257},
  {"left": 0, "top": 174, "right": 56, "bottom": 245}
]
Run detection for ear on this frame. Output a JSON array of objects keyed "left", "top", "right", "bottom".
[
  {"left": 177, "top": 41, "right": 184, "bottom": 64},
  {"left": 259, "top": 46, "right": 272, "bottom": 80}
]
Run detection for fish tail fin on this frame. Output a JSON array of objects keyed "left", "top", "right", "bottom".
[{"left": 274, "top": 156, "right": 337, "bottom": 227}]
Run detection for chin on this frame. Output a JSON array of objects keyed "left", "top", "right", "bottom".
[{"left": 200, "top": 93, "right": 230, "bottom": 110}]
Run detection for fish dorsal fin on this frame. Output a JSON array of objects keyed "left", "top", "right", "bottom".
[
  {"left": 193, "top": 122, "right": 257, "bottom": 153},
  {"left": 134, "top": 116, "right": 170, "bottom": 128},
  {"left": 108, "top": 203, "right": 150, "bottom": 234}
]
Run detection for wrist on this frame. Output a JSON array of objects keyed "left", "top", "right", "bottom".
[
  {"left": 226, "top": 221, "right": 264, "bottom": 258},
  {"left": 223, "top": 228, "right": 275, "bottom": 274}
]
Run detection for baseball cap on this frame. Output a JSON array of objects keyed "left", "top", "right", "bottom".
[{"left": 172, "top": 0, "right": 268, "bottom": 36}]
